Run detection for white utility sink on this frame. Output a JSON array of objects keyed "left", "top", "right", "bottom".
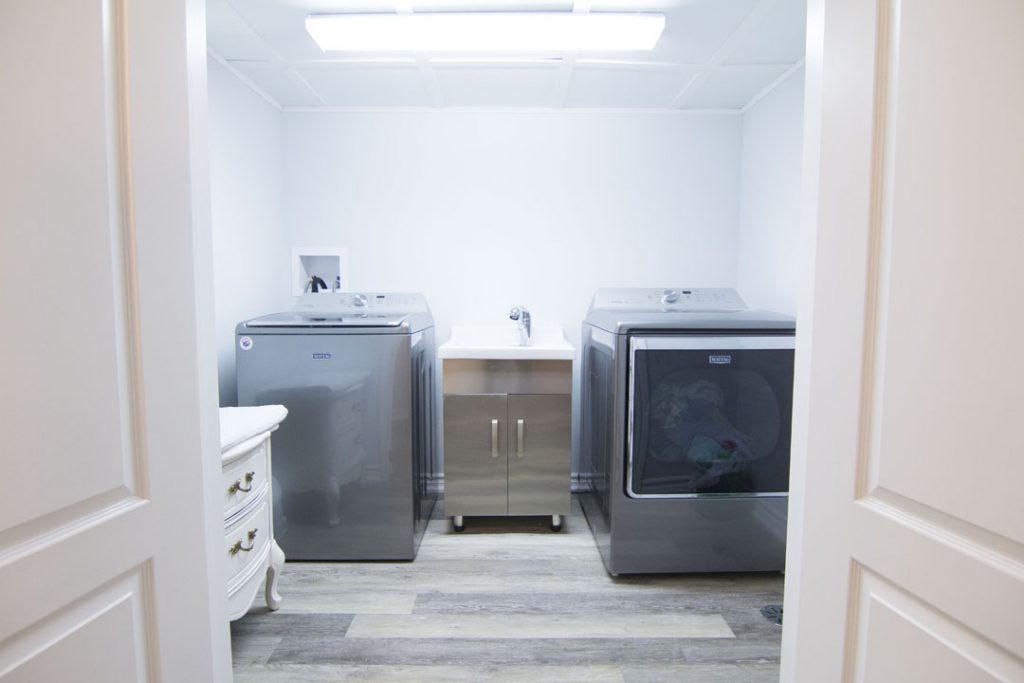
[{"left": 439, "top": 324, "right": 575, "bottom": 360}]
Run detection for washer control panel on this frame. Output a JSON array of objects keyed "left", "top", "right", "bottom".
[{"left": 293, "top": 292, "right": 428, "bottom": 314}]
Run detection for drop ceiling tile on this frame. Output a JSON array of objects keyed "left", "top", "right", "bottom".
[
  {"left": 586, "top": 0, "right": 760, "bottom": 64},
  {"left": 724, "top": 0, "right": 807, "bottom": 65},
  {"left": 225, "top": 0, "right": 333, "bottom": 62},
  {"left": 294, "top": 66, "right": 432, "bottom": 107},
  {"left": 434, "top": 66, "right": 559, "bottom": 107},
  {"left": 207, "top": 0, "right": 280, "bottom": 61},
  {"left": 566, "top": 66, "right": 695, "bottom": 109},
  {"left": 679, "top": 65, "right": 789, "bottom": 109},
  {"left": 232, "top": 66, "right": 323, "bottom": 107}
]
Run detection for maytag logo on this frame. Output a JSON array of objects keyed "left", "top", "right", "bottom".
[
  {"left": 312, "top": 352, "right": 333, "bottom": 361},
  {"left": 709, "top": 354, "right": 732, "bottom": 365}
]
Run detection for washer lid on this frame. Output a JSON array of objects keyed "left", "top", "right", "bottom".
[{"left": 240, "top": 292, "right": 433, "bottom": 332}]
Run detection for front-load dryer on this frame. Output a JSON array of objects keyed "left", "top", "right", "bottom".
[{"left": 579, "top": 288, "right": 795, "bottom": 574}]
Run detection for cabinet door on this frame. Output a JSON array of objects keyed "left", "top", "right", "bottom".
[
  {"left": 508, "top": 394, "right": 571, "bottom": 516},
  {"left": 443, "top": 394, "right": 508, "bottom": 516}
]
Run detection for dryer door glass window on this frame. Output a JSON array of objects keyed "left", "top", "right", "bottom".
[{"left": 628, "top": 335, "right": 795, "bottom": 498}]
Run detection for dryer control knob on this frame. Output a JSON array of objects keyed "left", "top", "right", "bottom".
[
  {"left": 353, "top": 294, "right": 368, "bottom": 307},
  {"left": 661, "top": 289, "right": 680, "bottom": 304}
]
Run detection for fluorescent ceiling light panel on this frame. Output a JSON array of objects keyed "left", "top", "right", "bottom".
[{"left": 305, "top": 13, "right": 666, "bottom": 52}]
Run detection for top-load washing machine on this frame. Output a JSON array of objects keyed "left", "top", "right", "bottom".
[
  {"left": 579, "top": 288, "right": 795, "bottom": 574},
  {"left": 236, "top": 292, "right": 437, "bottom": 561}
]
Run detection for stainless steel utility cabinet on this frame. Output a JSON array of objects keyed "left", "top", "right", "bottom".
[{"left": 442, "top": 359, "right": 572, "bottom": 531}]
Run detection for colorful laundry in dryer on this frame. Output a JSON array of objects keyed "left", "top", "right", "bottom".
[{"left": 650, "top": 378, "right": 761, "bottom": 477}]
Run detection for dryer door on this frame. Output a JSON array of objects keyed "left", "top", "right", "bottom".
[{"left": 627, "top": 335, "right": 795, "bottom": 498}]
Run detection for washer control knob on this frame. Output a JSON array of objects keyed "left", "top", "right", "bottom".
[
  {"left": 353, "top": 294, "right": 368, "bottom": 307},
  {"left": 661, "top": 289, "right": 680, "bottom": 304}
]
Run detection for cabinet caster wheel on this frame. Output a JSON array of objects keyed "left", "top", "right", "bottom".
[
  {"left": 550, "top": 514, "right": 562, "bottom": 532},
  {"left": 453, "top": 516, "right": 465, "bottom": 533}
]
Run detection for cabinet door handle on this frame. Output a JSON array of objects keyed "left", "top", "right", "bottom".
[
  {"left": 490, "top": 419, "right": 499, "bottom": 458},
  {"left": 516, "top": 419, "right": 525, "bottom": 457}
]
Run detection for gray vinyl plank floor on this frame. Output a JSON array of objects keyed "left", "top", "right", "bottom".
[{"left": 231, "top": 497, "right": 784, "bottom": 682}]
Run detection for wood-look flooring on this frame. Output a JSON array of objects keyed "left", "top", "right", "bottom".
[{"left": 231, "top": 497, "right": 783, "bottom": 682}]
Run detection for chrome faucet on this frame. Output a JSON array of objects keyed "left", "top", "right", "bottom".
[{"left": 509, "top": 306, "right": 531, "bottom": 345}]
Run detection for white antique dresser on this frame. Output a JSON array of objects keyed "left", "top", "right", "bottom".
[{"left": 219, "top": 405, "right": 288, "bottom": 620}]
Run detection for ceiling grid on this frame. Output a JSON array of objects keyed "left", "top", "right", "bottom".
[
  {"left": 668, "top": 0, "right": 782, "bottom": 109},
  {"left": 206, "top": 0, "right": 806, "bottom": 111},
  {"left": 393, "top": 0, "right": 446, "bottom": 106}
]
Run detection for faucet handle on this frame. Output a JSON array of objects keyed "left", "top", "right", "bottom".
[{"left": 509, "top": 306, "right": 522, "bottom": 321}]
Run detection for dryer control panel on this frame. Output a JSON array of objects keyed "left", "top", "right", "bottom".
[{"left": 590, "top": 288, "right": 747, "bottom": 312}]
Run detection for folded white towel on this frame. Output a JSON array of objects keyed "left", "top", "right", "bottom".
[{"left": 219, "top": 405, "right": 288, "bottom": 452}]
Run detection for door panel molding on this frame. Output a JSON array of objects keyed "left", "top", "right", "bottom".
[
  {"left": 850, "top": 564, "right": 1024, "bottom": 681},
  {"left": 104, "top": 0, "right": 151, "bottom": 504},
  {"left": 0, "top": 0, "right": 148, "bottom": 537},
  {"left": 0, "top": 564, "right": 154, "bottom": 680},
  {"left": 858, "top": 0, "right": 1024, "bottom": 542},
  {"left": 0, "top": 499, "right": 155, "bottom": 644},
  {"left": 860, "top": 489, "right": 1024, "bottom": 570},
  {"left": 854, "top": 0, "right": 898, "bottom": 502},
  {"left": 852, "top": 495, "right": 1024, "bottom": 657},
  {"left": 0, "top": 492, "right": 144, "bottom": 572}
]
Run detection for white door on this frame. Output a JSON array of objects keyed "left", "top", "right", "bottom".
[
  {"left": 0, "top": 0, "right": 230, "bottom": 681},
  {"left": 783, "top": 0, "right": 1024, "bottom": 680}
]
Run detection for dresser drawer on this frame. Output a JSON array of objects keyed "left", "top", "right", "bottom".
[
  {"left": 222, "top": 433, "right": 270, "bottom": 518},
  {"left": 224, "top": 494, "right": 271, "bottom": 587}
]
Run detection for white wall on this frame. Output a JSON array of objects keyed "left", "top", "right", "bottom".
[
  {"left": 738, "top": 67, "right": 805, "bottom": 315},
  {"left": 283, "top": 111, "right": 743, "bottom": 349},
  {"left": 208, "top": 58, "right": 290, "bottom": 405}
]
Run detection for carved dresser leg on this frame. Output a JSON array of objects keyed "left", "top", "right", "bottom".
[{"left": 265, "top": 539, "right": 285, "bottom": 611}]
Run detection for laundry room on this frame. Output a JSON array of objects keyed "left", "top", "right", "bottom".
[
  {"left": 208, "top": 0, "right": 805, "bottom": 680},
  {"left": 6, "top": 0, "right": 1021, "bottom": 679}
]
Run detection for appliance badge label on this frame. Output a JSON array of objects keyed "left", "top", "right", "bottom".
[
  {"left": 709, "top": 354, "right": 732, "bottom": 365},
  {"left": 312, "top": 352, "right": 333, "bottom": 361},
  {"left": 239, "top": 336, "right": 253, "bottom": 351}
]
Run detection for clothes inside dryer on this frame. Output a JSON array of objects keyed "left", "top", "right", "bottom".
[{"left": 630, "top": 346, "right": 793, "bottom": 496}]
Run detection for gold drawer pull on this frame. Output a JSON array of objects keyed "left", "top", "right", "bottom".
[
  {"left": 229, "top": 528, "right": 258, "bottom": 556},
  {"left": 228, "top": 471, "right": 256, "bottom": 495}
]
